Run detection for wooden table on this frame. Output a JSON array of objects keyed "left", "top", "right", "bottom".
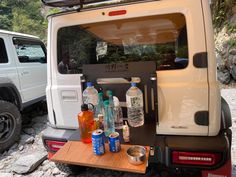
[{"left": 51, "top": 141, "right": 150, "bottom": 174}]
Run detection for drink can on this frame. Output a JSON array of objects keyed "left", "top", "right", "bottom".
[
  {"left": 92, "top": 129, "right": 105, "bottom": 155},
  {"left": 108, "top": 132, "right": 121, "bottom": 153}
]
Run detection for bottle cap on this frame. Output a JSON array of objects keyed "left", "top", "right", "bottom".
[
  {"left": 98, "top": 92, "right": 103, "bottom": 97},
  {"left": 104, "top": 100, "right": 109, "bottom": 106},
  {"left": 107, "top": 90, "right": 113, "bottom": 96},
  {"left": 81, "top": 104, "right": 88, "bottom": 111},
  {"left": 86, "top": 82, "right": 92, "bottom": 87},
  {"left": 131, "top": 82, "right": 136, "bottom": 87}
]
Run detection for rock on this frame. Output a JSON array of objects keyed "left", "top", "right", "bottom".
[
  {"left": 44, "top": 169, "right": 52, "bottom": 177},
  {"left": 229, "top": 48, "right": 236, "bottom": 55},
  {"left": 230, "top": 65, "right": 236, "bottom": 80},
  {"left": 25, "top": 137, "right": 35, "bottom": 144},
  {"left": 19, "top": 145, "right": 24, "bottom": 151},
  {"left": 0, "top": 163, "right": 5, "bottom": 170},
  {"left": 52, "top": 167, "right": 60, "bottom": 175},
  {"left": 19, "top": 134, "right": 32, "bottom": 144},
  {"left": 29, "top": 171, "right": 44, "bottom": 177},
  {"left": 12, "top": 151, "right": 47, "bottom": 174},
  {"left": 233, "top": 55, "right": 236, "bottom": 65},
  {"left": 23, "top": 128, "right": 35, "bottom": 135},
  {"left": 217, "top": 70, "right": 231, "bottom": 85},
  {"left": 0, "top": 173, "right": 13, "bottom": 177},
  {"left": 225, "top": 55, "right": 234, "bottom": 69},
  {"left": 42, "top": 159, "right": 49, "bottom": 166}
]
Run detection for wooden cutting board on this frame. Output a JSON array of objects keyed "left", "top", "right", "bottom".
[{"left": 51, "top": 141, "right": 150, "bottom": 174}]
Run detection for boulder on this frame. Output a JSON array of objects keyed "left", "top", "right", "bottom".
[
  {"left": 230, "top": 65, "right": 236, "bottom": 81},
  {"left": 217, "top": 70, "right": 231, "bottom": 85},
  {"left": 229, "top": 48, "right": 236, "bottom": 55},
  {"left": 12, "top": 152, "right": 47, "bottom": 174}
]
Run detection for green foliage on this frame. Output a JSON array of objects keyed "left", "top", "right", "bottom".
[
  {"left": 226, "top": 39, "right": 236, "bottom": 48},
  {"left": 0, "top": 0, "right": 47, "bottom": 41},
  {"left": 212, "top": 0, "right": 236, "bottom": 30}
]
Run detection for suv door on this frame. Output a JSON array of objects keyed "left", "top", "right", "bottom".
[
  {"left": 12, "top": 37, "right": 47, "bottom": 103},
  {"left": 0, "top": 34, "right": 21, "bottom": 93}
]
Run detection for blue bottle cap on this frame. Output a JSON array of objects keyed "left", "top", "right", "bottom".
[
  {"left": 86, "top": 82, "right": 92, "bottom": 87},
  {"left": 131, "top": 82, "right": 136, "bottom": 87}
]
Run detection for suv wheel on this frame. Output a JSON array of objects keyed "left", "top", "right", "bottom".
[{"left": 0, "top": 100, "right": 21, "bottom": 153}]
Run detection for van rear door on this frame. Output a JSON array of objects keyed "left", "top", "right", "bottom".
[{"left": 50, "top": 0, "right": 210, "bottom": 135}]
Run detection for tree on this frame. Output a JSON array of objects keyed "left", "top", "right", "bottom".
[{"left": 0, "top": 0, "right": 47, "bottom": 41}]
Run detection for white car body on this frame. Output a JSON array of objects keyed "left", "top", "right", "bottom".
[{"left": 0, "top": 30, "right": 47, "bottom": 106}]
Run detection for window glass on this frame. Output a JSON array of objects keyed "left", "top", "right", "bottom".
[
  {"left": 57, "top": 13, "right": 188, "bottom": 74},
  {"left": 0, "top": 38, "right": 8, "bottom": 63},
  {"left": 13, "top": 38, "right": 46, "bottom": 63}
]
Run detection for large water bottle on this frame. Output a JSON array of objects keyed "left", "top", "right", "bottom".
[
  {"left": 103, "top": 100, "right": 115, "bottom": 136},
  {"left": 126, "top": 83, "right": 144, "bottom": 127},
  {"left": 82, "top": 82, "right": 98, "bottom": 112}
]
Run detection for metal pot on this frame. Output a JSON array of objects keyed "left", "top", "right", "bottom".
[{"left": 126, "top": 146, "right": 146, "bottom": 165}]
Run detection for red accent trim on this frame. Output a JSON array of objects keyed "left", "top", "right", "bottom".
[
  {"left": 202, "top": 159, "right": 232, "bottom": 177},
  {"left": 47, "top": 152, "right": 55, "bottom": 159},
  {"left": 108, "top": 10, "right": 127, "bottom": 16},
  {"left": 172, "top": 151, "right": 221, "bottom": 166},
  {"left": 45, "top": 140, "right": 66, "bottom": 152}
]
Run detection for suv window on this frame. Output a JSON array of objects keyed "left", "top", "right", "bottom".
[
  {"left": 57, "top": 13, "right": 188, "bottom": 74},
  {"left": 13, "top": 38, "right": 46, "bottom": 63},
  {"left": 0, "top": 38, "right": 8, "bottom": 63}
]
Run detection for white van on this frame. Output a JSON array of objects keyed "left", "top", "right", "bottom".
[{"left": 42, "top": 0, "right": 232, "bottom": 176}]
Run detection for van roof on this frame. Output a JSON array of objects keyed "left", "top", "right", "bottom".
[{"left": 0, "top": 29, "right": 39, "bottom": 39}]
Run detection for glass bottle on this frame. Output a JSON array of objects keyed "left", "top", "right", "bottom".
[{"left": 103, "top": 100, "right": 115, "bottom": 137}]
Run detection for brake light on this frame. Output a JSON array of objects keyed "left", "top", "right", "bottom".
[
  {"left": 45, "top": 140, "right": 66, "bottom": 152},
  {"left": 108, "top": 10, "right": 127, "bottom": 16},
  {"left": 172, "top": 151, "right": 221, "bottom": 166}
]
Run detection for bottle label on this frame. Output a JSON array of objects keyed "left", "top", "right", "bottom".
[{"left": 126, "top": 95, "right": 143, "bottom": 107}]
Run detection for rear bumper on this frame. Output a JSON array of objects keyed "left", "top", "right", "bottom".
[{"left": 42, "top": 126, "right": 232, "bottom": 176}]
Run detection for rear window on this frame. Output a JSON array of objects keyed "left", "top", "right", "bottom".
[
  {"left": 0, "top": 38, "right": 8, "bottom": 63},
  {"left": 57, "top": 13, "right": 188, "bottom": 74}
]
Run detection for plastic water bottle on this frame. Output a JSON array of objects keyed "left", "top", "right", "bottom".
[
  {"left": 126, "top": 83, "right": 144, "bottom": 127},
  {"left": 103, "top": 100, "right": 115, "bottom": 136},
  {"left": 96, "top": 92, "right": 105, "bottom": 129},
  {"left": 113, "top": 96, "right": 123, "bottom": 129},
  {"left": 82, "top": 82, "right": 98, "bottom": 112}
]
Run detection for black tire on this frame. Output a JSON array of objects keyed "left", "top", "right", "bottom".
[
  {"left": 0, "top": 100, "right": 22, "bottom": 153},
  {"left": 55, "top": 162, "right": 85, "bottom": 174}
]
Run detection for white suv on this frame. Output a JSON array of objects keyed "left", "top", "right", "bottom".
[
  {"left": 0, "top": 30, "right": 47, "bottom": 152},
  {"left": 42, "top": 0, "right": 232, "bottom": 176}
]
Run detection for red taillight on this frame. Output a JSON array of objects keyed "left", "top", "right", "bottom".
[
  {"left": 172, "top": 151, "right": 221, "bottom": 166},
  {"left": 45, "top": 140, "right": 66, "bottom": 152},
  {"left": 108, "top": 10, "right": 127, "bottom": 16}
]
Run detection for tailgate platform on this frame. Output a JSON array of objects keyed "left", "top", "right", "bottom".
[{"left": 51, "top": 141, "right": 150, "bottom": 174}]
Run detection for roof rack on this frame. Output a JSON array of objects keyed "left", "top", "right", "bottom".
[{"left": 41, "top": 0, "right": 110, "bottom": 8}]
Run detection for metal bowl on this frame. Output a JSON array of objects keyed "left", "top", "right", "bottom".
[{"left": 126, "top": 146, "right": 146, "bottom": 165}]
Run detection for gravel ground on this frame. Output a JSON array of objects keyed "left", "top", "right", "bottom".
[{"left": 0, "top": 88, "right": 235, "bottom": 177}]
